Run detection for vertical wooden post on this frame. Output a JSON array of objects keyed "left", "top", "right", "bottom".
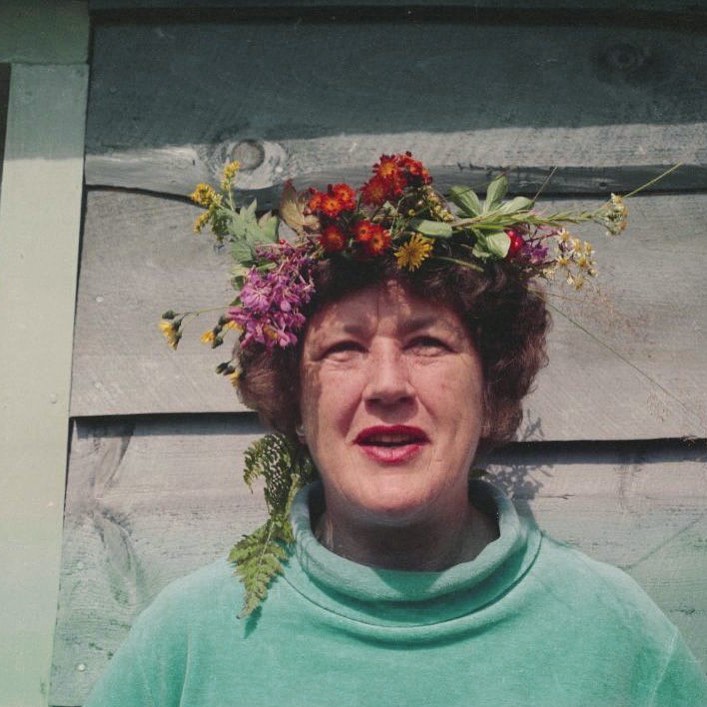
[{"left": 0, "top": 3, "right": 88, "bottom": 704}]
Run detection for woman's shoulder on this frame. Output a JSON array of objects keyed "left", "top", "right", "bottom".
[
  {"left": 533, "top": 531, "right": 679, "bottom": 637},
  {"left": 136, "top": 557, "right": 241, "bottom": 628}
]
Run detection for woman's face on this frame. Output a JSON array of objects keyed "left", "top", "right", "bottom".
[{"left": 299, "top": 280, "right": 484, "bottom": 530}]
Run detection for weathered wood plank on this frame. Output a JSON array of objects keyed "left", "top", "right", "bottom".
[
  {"left": 85, "top": 141, "right": 707, "bottom": 204},
  {"left": 85, "top": 21, "right": 707, "bottom": 197},
  {"left": 70, "top": 189, "right": 707, "bottom": 439},
  {"left": 88, "top": 1, "right": 707, "bottom": 14},
  {"left": 0, "top": 0, "right": 89, "bottom": 64},
  {"left": 0, "top": 62, "right": 88, "bottom": 707},
  {"left": 50, "top": 418, "right": 707, "bottom": 704}
]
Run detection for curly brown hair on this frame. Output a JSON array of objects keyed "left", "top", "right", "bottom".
[{"left": 237, "top": 257, "right": 549, "bottom": 456}]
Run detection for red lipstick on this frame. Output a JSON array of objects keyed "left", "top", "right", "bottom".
[{"left": 354, "top": 425, "right": 428, "bottom": 464}]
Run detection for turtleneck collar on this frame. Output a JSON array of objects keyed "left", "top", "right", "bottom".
[{"left": 284, "top": 479, "right": 542, "bottom": 629}]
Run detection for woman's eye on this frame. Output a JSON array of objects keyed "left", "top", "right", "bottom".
[
  {"left": 323, "top": 341, "right": 365, "bottom": 359},
  {"left": 408, "top": 336, "right": 449, "bottom": 354}
]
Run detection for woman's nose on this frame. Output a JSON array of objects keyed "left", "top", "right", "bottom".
[{"left": 362, "top": 344, "right": 414, "bottom": 405}]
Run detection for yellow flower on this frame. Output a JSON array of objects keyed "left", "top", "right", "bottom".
[
  {"left": 221, "top": 161, "right": 241, "bottom": 190},
  {"left": 190, "top": 183, "right": 220, "bottom": 207},
  {"left": 193, "top": 211, "right": 210, "bottom": 233},
  {"left": 228, "top": 368, "right": 241, "bottom": 388},
  {"left": 159, "top": 320, "right": 181, "bottom": 350},
  {"left": 200, "top": 329, "right": 215, "bottom": 344},
  {"left": 223, "top": 320, "right": 242, "bottom": 332},
  {"left": 394, "top": 234, "right": 434, "bottom": 271}
]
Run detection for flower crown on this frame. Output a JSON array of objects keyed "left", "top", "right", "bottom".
[
  {"left": 159, "top": 153, "right": 674, "bottom": 619},
  {"left": 160, "top": 152, "right": 634, "bottom": 379}
]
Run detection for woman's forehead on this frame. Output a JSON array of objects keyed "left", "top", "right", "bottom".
[{"left": 307, "top": 281, "right": 465, "bottom": 337}]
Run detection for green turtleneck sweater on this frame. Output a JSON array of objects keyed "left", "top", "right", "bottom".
[{"left": 85, "top": 481, "right": 706, "bottom": 706}]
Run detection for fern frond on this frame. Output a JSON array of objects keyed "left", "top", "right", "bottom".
[
  {"left": 230, "top": 519, "right": 289, "bottom": 618},
  {"left": 230, "top": 434, "right": 318, "bottom": 617}
]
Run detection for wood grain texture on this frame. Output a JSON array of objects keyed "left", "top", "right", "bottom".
[
  {"left": 50, "top": 418, "right": 707, "bottom": 704},
  {"left": 84, "top": 21, "right": 707, "bottom": 197},
  {"left": 88, "top": 0, "right": 707, "bottom": 14},
  {"left": 0, "top": 62, "right": 88, "bottom": 707},
  {"left": 70, "top": 189, "right": 707, "bottom": 439},
  {"left": 0, "top": 0, "right": 89, "bottom": 64}
]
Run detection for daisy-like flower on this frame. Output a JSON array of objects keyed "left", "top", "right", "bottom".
[
  {"left": 360, "top": 175, "right": 389, "bottom": 206},
  {"left": 330, "top": 183, "right": 357, "bottom": 211},
  {"left": 364, "top": 225, "right": 391, "bottom": 256},
  {"left": 374, "top": 154, "right": 399, "bottom": 181},
  {"left": 394, "top": 234, "right": 434, "bottom": 270},
  {"left": 352, "top": 219, "right": 377, "bottom": 245},
  {"left": 319, "top": 224, "right": 347, "bottom": 253},
  {"left": 320, "top": 193, "right": 344, "bottom": 218},
  {"left": 159, "top": 319, "right": 181, "bottom": 350}
]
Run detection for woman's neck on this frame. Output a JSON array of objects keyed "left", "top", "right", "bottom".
[{"left": 314, "top": 502, "right": 499, "bottom": 572}]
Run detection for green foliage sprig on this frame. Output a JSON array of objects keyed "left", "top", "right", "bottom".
[{"left": 228, "top": 434, "right": 317, "bottom": 617}]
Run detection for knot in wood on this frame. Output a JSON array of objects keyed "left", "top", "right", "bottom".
[{"left": 600, "top": 42, "right": 649, "bottom": 77}]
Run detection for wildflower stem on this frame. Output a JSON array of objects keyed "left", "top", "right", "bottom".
[{"left": 622, "top": 163, "right": 683, "bottom": 199}]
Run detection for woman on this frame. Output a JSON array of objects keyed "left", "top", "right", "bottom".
[{"left": 88, "top": 154, "right": 706, "bottom": 705}]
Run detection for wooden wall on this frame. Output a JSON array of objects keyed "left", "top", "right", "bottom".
[{"left": 51, "top": 3, "right": 706, "bottom": 704}]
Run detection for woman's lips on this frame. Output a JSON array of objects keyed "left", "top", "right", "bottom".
[{"left": 354, "top": 425, "right": 428, "bottom": 464}]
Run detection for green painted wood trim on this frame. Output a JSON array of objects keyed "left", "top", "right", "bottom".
[
  {"left": 0, "top": 64, "right": 9, "bottom": 191},
  {"left": 0, "top": 1, "right": 89, "bottom": 65},
  {"left": 0, "top": 63, "right": 88, "bottom": 707}
]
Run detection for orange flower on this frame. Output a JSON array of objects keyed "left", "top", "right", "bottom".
[
  {"left": 319, "top": 224, "right": 347, "bottom": 253},
  {"left": 308, "top": 189, "right": 324, "bottom": 212},
  {"left": 330, "top": 183, "right": 356, "bottom": 211},
  {"left": 364, "top": 225, "right": 391, "bottom": 256},
  {"left": 360, "top": 175, "right": 389, "bottom": 206},
  {"left": 354, "top": 220, "right": 390, "bottom": 256},
  {"left": 353, "top": 220, "right": 376, "bottom": 244},
  {"left": 374, "top": 154, "right": 400, "bottom": 181},
  {"left": 320, "top": 193, "right": 344, "bottom": 218},
  {"left": 397, "top": 151, "right": 431, "bottom": 185}
]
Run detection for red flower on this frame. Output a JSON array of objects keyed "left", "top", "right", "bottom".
[
  {"left": 319, "top": 224, "right": 347, "bottom": 253},
  {"left": 397, "top": 151, "right": 431, "bottom": 185},
  {"left": 374, "top": 154, "right": 399, "bottom": 181},
  {"left": 365, "top": 225, "right": 391, "bottom": 256},
  {"left": 308, "top": 189, "right": 324, "bottom": 212},
  {"left": 320, "top": 193, "right": 344, "bottom": 218},
  {"left": 330, "top": 183, "right": 356, "bottom": 212},
  {"left": 353, "top": 220, "right": 376, "bottom": 243},
  {"left": 353, "top": 220, "right": 390, "bottom": 256},
  {"left": 360, "top": 175, "right": 390, "bottom": 206}
]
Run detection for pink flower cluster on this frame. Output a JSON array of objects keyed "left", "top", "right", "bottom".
[{"left": 227, "top": 242, "right": 315, "bottom": 349}]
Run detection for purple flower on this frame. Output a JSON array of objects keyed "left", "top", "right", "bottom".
[{"left": 226, "top": 242, "right": 315, "bottom": 350}]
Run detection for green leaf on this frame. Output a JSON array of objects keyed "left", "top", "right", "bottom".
[
  {"left": 409, "top": 218, "right": 453, "bottom": 238},
  {"left": 231, "top": 238, "right": 254, "bottom": 264},
  {"left": 485, "top": 231, "right": 511, "bottom": 258},
  {"left": 470, "top": 229, "right": 510, "bottom": 260},
  {"left": 448, "top": 185, "right": 482, "bottom": 216},
  {"left": 496, "top": 196, "right": 534, "bottom": 215},
  {"left": 257, "top": 212, "right": 279, "bottom": 242},
  {"left": 483, "top": 175, "right": 508, "bottom": 213}
]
